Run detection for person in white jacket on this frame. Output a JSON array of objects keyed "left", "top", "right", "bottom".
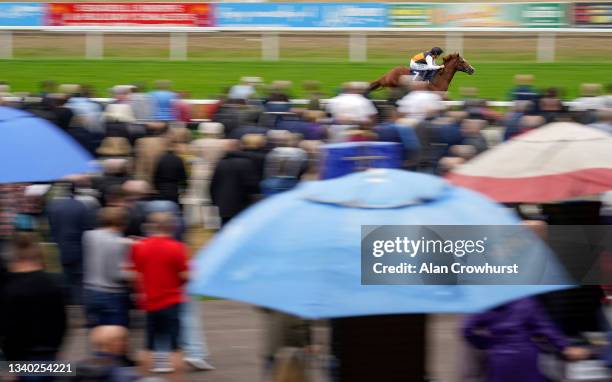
[{"left": 409, "top": 47, "right": 445, "bottom": 82}]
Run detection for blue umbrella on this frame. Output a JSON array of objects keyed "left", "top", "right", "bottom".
[
  {"left": 189, "top": 169, "right": 569, "bottom": 319},
  {"left": 0, "top": 106, "right": 97, "bottom": 183}
]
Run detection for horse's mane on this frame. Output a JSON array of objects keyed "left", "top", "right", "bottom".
[{"left": 442, "top": 53, "right": 460, "bottom": 63}]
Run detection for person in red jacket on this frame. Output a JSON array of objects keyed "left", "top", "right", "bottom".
[{"left": 130, "top": 211, "right": 188, "bottom": 379}]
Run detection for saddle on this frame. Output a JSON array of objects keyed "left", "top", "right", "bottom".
[{"left": 409, "top": 69, "right": 434, "bottom": 83}]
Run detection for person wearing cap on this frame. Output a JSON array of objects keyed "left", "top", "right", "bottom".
[{"left": 409, "top": 47, "right": 445, "bottom": 82}]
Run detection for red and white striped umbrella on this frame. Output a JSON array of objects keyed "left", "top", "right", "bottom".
[{"left": 447, "top": 122, "right": 612, "bottom": 203}]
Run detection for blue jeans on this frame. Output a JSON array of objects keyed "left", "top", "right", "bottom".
[
  {"left": 84, "top": 288, "right": 131, "bottom": 328},
  {"left": 144, "top": 298, "right": 210, "bottom": 358},
  {"left": 180, "top": 296, "right": 210, "bottom": 360}
]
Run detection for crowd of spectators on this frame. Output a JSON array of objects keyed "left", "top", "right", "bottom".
[{"left": 0, "top": 73, "right": 610, "bottom": 381}]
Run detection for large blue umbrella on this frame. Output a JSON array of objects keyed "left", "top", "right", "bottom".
[
  {"left": 189, "top": 169, "right": 569, "bottom": 319},
  {"left": 0, "top": 106, "right": 96, "bottom": 183}
]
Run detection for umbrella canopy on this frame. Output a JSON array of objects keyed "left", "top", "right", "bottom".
[
  {"left": 189, "top": 169, "right": 567, "bottom": 319},
  {"left": 0, "top": 106, "right": 96, "bottom": 183},
  {"left": 447, "top": 122, "right": 612, "bottom": 203}
]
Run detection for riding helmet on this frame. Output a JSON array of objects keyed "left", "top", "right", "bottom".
[{"left": 430, "top": 47, "right": 444, "bottom": 55}]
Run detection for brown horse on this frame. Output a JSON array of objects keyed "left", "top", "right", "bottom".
[{"left": 368, "top": 53, "right": 475, "bottom": 92}]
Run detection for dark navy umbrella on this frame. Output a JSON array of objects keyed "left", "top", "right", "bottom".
[{"left": 0, "top": 106, "right": 97, "bottom": 183}]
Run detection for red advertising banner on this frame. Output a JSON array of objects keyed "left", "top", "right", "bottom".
[{"left": 47, "top": 3, "right": 213, "bottom": 26}]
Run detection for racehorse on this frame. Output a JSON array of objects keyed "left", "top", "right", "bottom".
[{"left": 368, "top": 53, "right": 475, "bottom": 92}]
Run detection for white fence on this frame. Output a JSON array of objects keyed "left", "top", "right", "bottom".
[{"left": 0, "top": 26, "right": 611, "bottom": 62}]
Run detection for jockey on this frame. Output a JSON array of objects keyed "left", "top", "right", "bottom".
[{"left": 409, "top": 47, "right": 444, "bottom": 82}]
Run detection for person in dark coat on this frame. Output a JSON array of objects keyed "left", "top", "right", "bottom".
[
  {"left": 153, "top": 147, "right": 187, "bottom": 205},
  {"left": 238, "top": 134, "right": 267, "bottom": 186},
  {"left": 0, "top": 232, "right": 67, "bottom": 363},
  {"left": 52, "top": 96, "right": 76, "bottom": 130},
  {"left": 92, "top": 159, "right": 130, "bottom": 207},
  {"left": 463, "top": 297, "right": 589, "bottom": 382},
  {"left": 209, "top": 140, "right": 260, "bottom": 225},
  {"left": 47, "top": 182, "right": 95, "bottom": 305}
]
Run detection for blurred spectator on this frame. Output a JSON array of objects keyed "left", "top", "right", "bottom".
[
  {"left": 448, "top": 145, "right": 477, "bottom": 162},
  {"left": 298, "top": 110, "right": 327, "bottom": 140},
  {"left": 136, "top": 200, "right": 211, "bottom": 371},
  {"left": 75, "top": 325, "right": 139, "bottom": 382},
  {"left": 210, "top": 140, "right": 260, "bottom": 226},
  {"left": 573, "top": 83, "right": 605, "bottom": 124},
  {"left": 48, "top": 181, "right": 95, "bottom": 305},
  {"left": 145, "top": 199, "right": 185, "bottom": 242},
  {"left": 39, "top": 80, "right": 57, "bottom": 107},
  {"left": 303, "top": 80, "right": 323, "bottom": 111},
  {"left": 506, "top": 115, "right": 545, "bottom": 141},
  {"left": 460, "top": 119, "right": 489, "bottom": 154},
  {"left": 239, "top": 134, "right": 268, "bottom": 185},
  {"left": 374, "top": 108, "right": 403, "bottom": 144},
  {"left": 521, "top": 115, "right": 545, "bottom": 135},
  {"left": 503, "top": 100, "right": 533, "bottom": 141},
  {"left": 397, "top": 81, "right": 443, "bottom": 121},
  {"left": 105, "top": 86, "right": 137, "bottom": 138},
  {"left": 606, "top": 331, "right": 612, "bottom": 368},
  {"left": 539, "top": 88, "right": 564, "bottom": 123},
  {"left": 268, "top": 346, "right": 311, "bottom": 382},
  {"left": 228, "top": 77, "right": 257, "bottom": 102},
  {"left": 134, "top": 123, "right": 169, "bottom": 184},
  {"left": 128, "top": 83, "right": 154, "bottom": 121},
  {"left": 67, "top": 84, "right": 104, "bottom": 134},
  {"left": 0, "top": 232, "right": 67, "bottom": 363},
  {"left": 463, "top": 297, "right": 588, "bottom": 382},
  {"left": 601, "top": 83, "right": 612, "bottom": 108},
  {"left": 212, "top": 103, "right": 243, "bottom": 137},
  {"left": 228, "top": 109, "right": 268, "bottom": 140},
  {"left": 374, "top": 110, "right": 421, "bottom": 165},
  {"left": 261, "top": 147, "right": 308, "bottom": 196},
  {"left": 590, "top": 108, "right": 612, "bottom": 134},
  {"left": 173, "top": 91, "right": 192, "bottom": 123},
  {"left": 510, "top": 74, "right": 539, "bottom": 104},
  {"left": 0, "top": 185, "right": 25, "bottom": 248},
  {"left": 97, "top": 137, "right": 132, "bottom": 159},
  {"left": 170, "top": 127, "right": 195, "bottom": 173},
  {"left": 327, "top": 82, "right": 377, "bottom": 125},
  {"left": 52, "top": 95, "right": 76, "bottom": 130},
  {"left": 188, "top": 122, "right": 227, "bottom": 206},
  {"left": 130, "top": 212, "right": 188, "bottom": 377},
  {"left": 93, "top": 159, "right": 131, "bottom": 206},
  {"left": 122, "top": 180, "right": 153, "bottom": 238},
  {"left": 437, "top": 156, "right": 466, "bottom": 176},
  {"left": 65, "top": 174, "right": 101, "bottom": 216},
  {"left": 265, "top": 81, "right": 291, "bottom": 105},
  {"left": 83, "top": 207, "right": 132, "bottom": 328},
  {"left": 149, "top": 80, "right": 178, "bottom": 122},
  {"left": 574, "top": 83, "right": 605, "bottom": 111},
  {"left": 153, "top": 145, "right": 187, "bottom": 205}
]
